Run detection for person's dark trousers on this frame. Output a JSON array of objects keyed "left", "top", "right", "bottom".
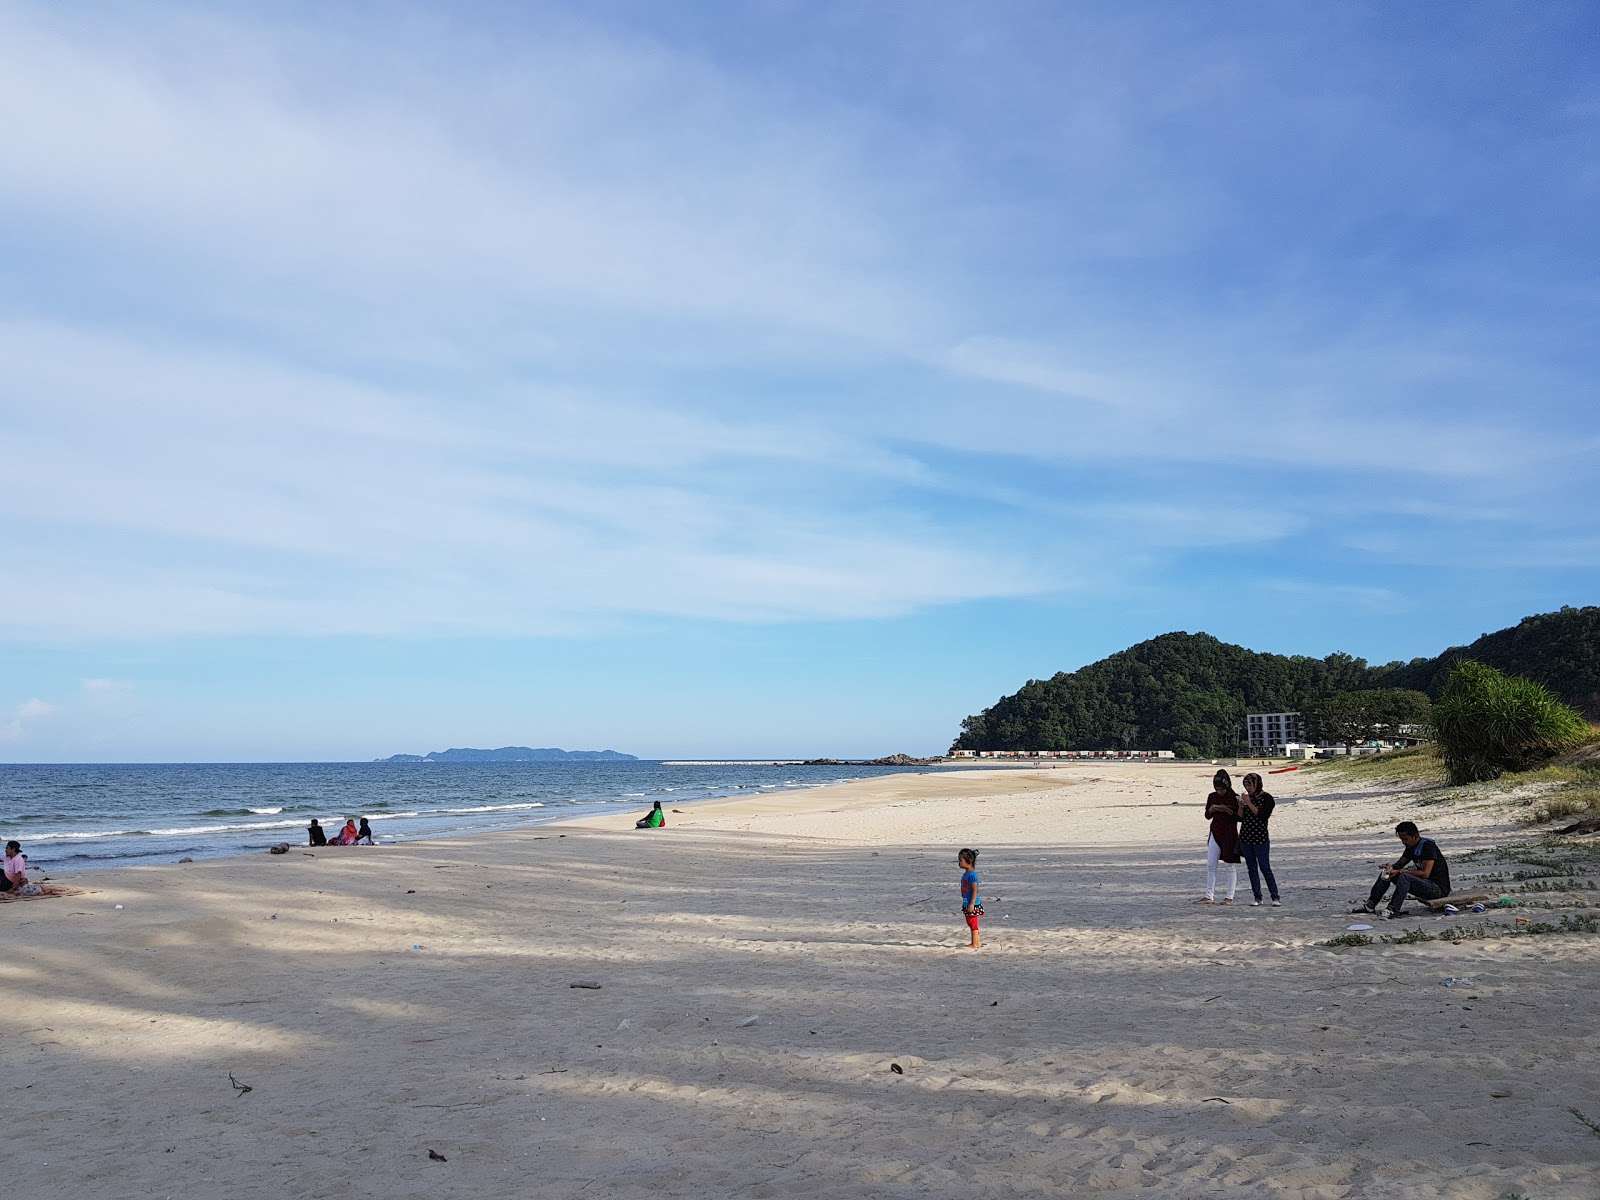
[
  {"left": 1241, "top": 842, "right": 1279, "bottom": 902},
  {"left": 1367, "top": 872, "right": 1445, "bottom": 913}
]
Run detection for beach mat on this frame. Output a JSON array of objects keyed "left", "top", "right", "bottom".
[{"left": 0, "top": 883, "right": 86, "bottom": 905}]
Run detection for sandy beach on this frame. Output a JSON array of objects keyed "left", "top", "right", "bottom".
[{"left": 3, "top": 763, "right": 1597, "bottom": 1199}]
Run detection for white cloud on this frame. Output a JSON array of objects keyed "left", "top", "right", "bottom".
[
  {"left": 0, "top": 321, "right": 1044, "bottom": 638},
  {"left": 0, "top": 697, "right": 56, "bottom": 743},
  {"left": 0, "top": 5, "right": 924, "bottom": 347},
  {"left": 0, "top": 3, "right": 1594, "bottom": 644}
]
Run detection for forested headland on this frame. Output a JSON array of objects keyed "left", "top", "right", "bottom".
[{"left": 951, "top": 605, "right": 1600, "bottom": 759}]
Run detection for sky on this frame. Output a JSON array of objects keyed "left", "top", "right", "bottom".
[{"left": 2, "top": 1, "right": 1598, "bottom": 761}]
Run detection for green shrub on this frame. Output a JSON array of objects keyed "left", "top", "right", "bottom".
[
  {"left": 1322, "top": 932, "right": 1373, "bottom": 947},
  {"left": 1379, "top": 927, "right": 1435, "bottom": 944},
  {"left": 1431, "top": 661, "right": 1590, "bottom": 784}
]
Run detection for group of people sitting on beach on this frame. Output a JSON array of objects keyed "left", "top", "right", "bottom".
[
  {"left": 1196, "top": 767, "right": 1450, "bottom": 917},
  {"left": 307, "top": 817, "right": 375, "bottom": 847}
]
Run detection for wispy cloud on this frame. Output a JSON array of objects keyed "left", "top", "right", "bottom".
[
  {"left": 0, "top": 697, "right": 57, "bottom": 743},
  {"left": 0, "top": 2, "right": 1595, "bottom": 647}
]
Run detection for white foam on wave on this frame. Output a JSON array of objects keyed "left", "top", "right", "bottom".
[
  {"left": 27, "top": 816, "right": 309, "bottom": 841},
  {"left": 413, "top": 802, "right": 547, "bottom": 816},
  {"left": 150, "top": 817, "right": 306, "bottom": 837},
  {"left": 248, "top": 807, "right": 283, "bottom": 814}
]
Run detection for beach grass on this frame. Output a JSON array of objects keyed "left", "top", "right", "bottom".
[
  {"left": 1519, "top": 783, "right": 1600, "bottom": 825},
  {"left": 1306, "top": 741, "right": 1600, "bottom": 826},
  {"left": 1303, "top": 745, "right": 1447, "bottom": 787}
]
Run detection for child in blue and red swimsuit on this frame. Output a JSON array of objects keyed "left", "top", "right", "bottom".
[{"left": 958, "top": 848, "right": 983, "bottom": 949}]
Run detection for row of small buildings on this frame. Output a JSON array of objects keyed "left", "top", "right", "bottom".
[
  {"left": 948, "top": 749, "right": 1177, "bottom": 760},
  {"left": 951, "top": 712, "right": 1429, "bottom": 762}
]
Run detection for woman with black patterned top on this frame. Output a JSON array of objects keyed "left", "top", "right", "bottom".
[{"left": 1238, "top": 771, "right": 1281, "bottom": 906}]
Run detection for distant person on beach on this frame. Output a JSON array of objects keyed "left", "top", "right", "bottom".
[
  {"left": 1362, "top": 821, "right": 1450, "bottom": 918},
  {"left": 331, "top": 819, "right": 359, "bottom": 846},
  {"left": 2, "top": 841, "right": 27, "bottom": 892},
  {"left": 1195, "top": 769, "right": 1240, "bottom": 904},
  {"left": 634, "top": 801, "right": 665, "bottom": 829},
  {"left": 357, "top": 818, "right": 375, "bottom": 845},
  {"left": 1238, "top": 772, "right": 1281, "bottom": 907},
  {"left": 308, "top": 819, "right": 328, "bottom": 847},
  {"left": 958, "top": 848, "right": 982, "bottom": 949}
]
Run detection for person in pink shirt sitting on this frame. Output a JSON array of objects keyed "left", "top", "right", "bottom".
[{"left": 2, "top": 841, "right": 30, "bottom": 893}]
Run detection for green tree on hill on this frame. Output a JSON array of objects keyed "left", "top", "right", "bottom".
[
  {"left": 1302, "top": 689, "right": 1431, "bottom": 750},
  {"left": 1375, "top": 606, "right": 1600, "bottom": 719},
  {"left": 951, "top": 607, "right": 1600, "bottom": 758},
  {"left": 952, "top": 632, "right": 1365, "bottom": 758}
]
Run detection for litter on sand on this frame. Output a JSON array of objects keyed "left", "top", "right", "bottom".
[{"left": 1346, "top": 923, "right": 1373, "bottom": 931}]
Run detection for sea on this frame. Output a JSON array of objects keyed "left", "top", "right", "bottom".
[{"left": 0, "top": 760, "right": 948, "bottom": 872}]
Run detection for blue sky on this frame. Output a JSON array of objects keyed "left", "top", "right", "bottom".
[{"left": 2, "top": 1, "right": 1597, "bottom": 761}]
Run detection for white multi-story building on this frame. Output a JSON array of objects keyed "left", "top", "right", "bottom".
[{"left": 1246, "top": 712, "right": 1306, "bottom": 756}]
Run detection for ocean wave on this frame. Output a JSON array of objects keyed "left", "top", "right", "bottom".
[
  {"left": 22, "top": 828, "right": 155, "bottom": 842},
  {"left": 147, "top": 818, "right": 305, "bottom": 837},
  {"left": 24, "top": 816, "right": 309, "bottom": 842},
  {"left": 249, "top": 807, "right": 284, "bottom": 815},
  {"left": 56, "top": 845, "right": 201, "bottom": 862},
  {"left": 411, "top": 802, "right": 547, "bottom": 816}
]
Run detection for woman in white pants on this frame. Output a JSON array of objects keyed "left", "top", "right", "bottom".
[{"left": 1196, "top": 769, "right": 1240, "bottom": 904}]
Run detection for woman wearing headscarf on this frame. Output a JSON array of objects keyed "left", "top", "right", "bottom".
[
  {"left": 1238, "top": 772, "right": 1281, "bottom": 906},
  {"left": 1195, "top": 769, "right": 1240, "bottom": 904}
]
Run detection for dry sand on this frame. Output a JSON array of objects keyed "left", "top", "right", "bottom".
[{"left": 3, "top": 764, "right": 1598, "bottom": 1198}]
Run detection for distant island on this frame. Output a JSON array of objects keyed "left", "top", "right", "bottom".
[{"left": 379, "top": 746, "right": 639, "bottom": 763}]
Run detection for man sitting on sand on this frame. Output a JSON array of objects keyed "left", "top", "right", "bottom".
[
  {"left": 635, "top": 801, "right": 665, "bottom": 829},
  {"left": 1362, "top": 821, "right": 1450, "bottom": 919}
]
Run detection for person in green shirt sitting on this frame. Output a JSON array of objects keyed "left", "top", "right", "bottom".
[{"left": 635, "top": 801, "right": 666, "bottom": 829}]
